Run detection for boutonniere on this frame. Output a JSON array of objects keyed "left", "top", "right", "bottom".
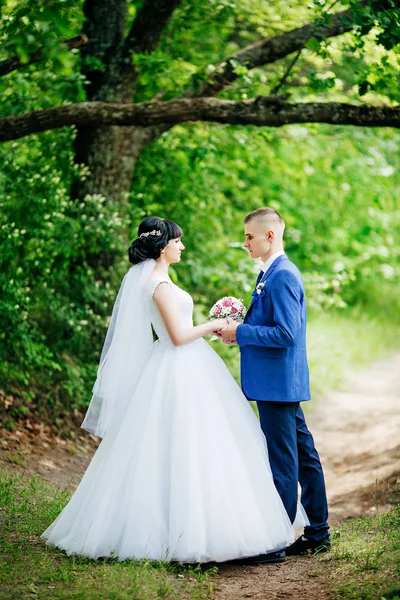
[{"left": 255, "top": 281, "right": 266, "bottom": 295}]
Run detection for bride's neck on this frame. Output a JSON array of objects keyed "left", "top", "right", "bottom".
[{"left": 154, "top": 257, "right": 170, "bottom": 277}]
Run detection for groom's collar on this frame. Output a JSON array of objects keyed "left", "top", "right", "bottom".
[{"left": 261, "top": 250, "right": 285, "bottom": 273}]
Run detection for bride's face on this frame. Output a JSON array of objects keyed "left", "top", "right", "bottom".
[{"left": 164, "top": 237, "right": 185, "bottom": 264}]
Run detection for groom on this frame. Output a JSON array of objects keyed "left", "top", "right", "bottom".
[{"left": 221, "top": 207, "right": 330, "bottom": 564}]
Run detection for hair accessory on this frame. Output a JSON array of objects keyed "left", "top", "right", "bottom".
[{"left": 139, "top": 230, "right": 162, "bottom": 238}]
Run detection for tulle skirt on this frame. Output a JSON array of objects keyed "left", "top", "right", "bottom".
[{"left": 41, "top": 338, "right": 306, "bottom": 562}]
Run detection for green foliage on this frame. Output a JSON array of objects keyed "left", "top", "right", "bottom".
[
  {"left": 0, "top": 0, "right": 399, "bottom": 419},
  {"left": 0, "top": 469, "right": 217, "bottom": 599},
  {"left": 1, "top": 0, "right": 83, "bottom": 64},
  {"left": 129, "top": 0, "right": 400, "bottom": 104},
  {"left": 2, "top": 118, "right": 400, "bottom": 419},
  {"left": 0, "top": 129, "right": 135, "bottom": 418},
  {"left": 0, "top": 0, "right": 86, "bottom": 115},
  {"left": 132, "top": 123, "right": 400, "bottom": 314}
]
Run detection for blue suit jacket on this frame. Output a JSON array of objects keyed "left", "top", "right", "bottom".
[{"left": 236, "top": 254, "right": 311, "bottom": 402}]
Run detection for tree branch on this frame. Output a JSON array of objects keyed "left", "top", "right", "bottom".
[
  {"left": 118, "top": 4, "right": 365, "bottom": 151},
  {"left": 123, "top": 0, "right": 182, "bottom": 56},
  {"left": 269, "top": 0, "right": 342, "bottom": 96},
  {"left": 123, "top": 2, "right": 377, "bottom": 152},
  {"left": 87, "top": 0, "right": 182, "bottom": 101},
  {"left": 1, "top": 98, "right": 399, "bottom": 142},
  {"left": 0, "top": 34, "right": 88, "bottom": 78},
  {"left": 270, "top": 49, "right": 303, "bottom": 96},
  {"left": 194, "top": 6, "right": 358, "bottom": 98}
]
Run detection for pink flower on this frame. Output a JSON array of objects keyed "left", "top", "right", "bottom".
[{"left": 209, "top": 296, "right": 246, "bottom": 322}]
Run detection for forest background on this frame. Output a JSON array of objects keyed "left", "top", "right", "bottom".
[{"left": 0, "top": 0, "right": 399, "bottom": 429}]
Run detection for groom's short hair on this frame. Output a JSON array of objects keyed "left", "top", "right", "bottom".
[{"left": 244, "top": 208, "right": 285, "bottom": 233}]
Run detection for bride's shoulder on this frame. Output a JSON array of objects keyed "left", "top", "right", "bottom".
[{"left": 146, "top": 276, "right": 173, "bottom": 298}]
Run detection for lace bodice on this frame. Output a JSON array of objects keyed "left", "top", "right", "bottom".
[{"left": 146, "top": 277, "right": 194, "bottom": 342}]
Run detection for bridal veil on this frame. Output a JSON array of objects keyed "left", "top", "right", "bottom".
[{"left": 81, "top": 259, "right": 156, "bottom": 437}]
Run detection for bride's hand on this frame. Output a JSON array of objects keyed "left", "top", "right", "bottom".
[{"left": 209, "top": 319, "right": 228, "bottom": 333}]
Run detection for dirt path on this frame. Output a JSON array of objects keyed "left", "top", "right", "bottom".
[
  {"left": 307, "top": 352, "right": 400, "bottom": 525},
  {"left": 1, "top": 353, "right": 400, "bottom": 599}
]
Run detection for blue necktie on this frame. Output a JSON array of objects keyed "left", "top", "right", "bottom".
[
  {"left": 255, "top": 270, "right": 264, "bottom": 286},
  {"left": 251, "top": 271, "right": 264, "bottom": 300},
  {"left": 251, "top": 271, "right": 265, "bottom": 298}
]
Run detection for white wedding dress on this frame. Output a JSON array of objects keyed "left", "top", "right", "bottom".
[{"left": 41, "top": 274, "right": 305, "bottom": 563}]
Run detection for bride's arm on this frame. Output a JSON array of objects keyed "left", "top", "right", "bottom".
[{"left": 153, "top": 282, "right": 224, "bottom": 347}]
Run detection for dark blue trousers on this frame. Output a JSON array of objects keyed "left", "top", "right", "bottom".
[{"left": 256, "top": 401, "right": 329, "bottom": 542}]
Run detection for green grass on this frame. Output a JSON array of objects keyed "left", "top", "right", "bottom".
[
  {"left": 0, "top": 470, "right": 217, "bottom": 600},
  {"left": 323, "top": 491, "right": 400, "bottom": 600},
  {"left": 2, "top": 468, "right": 400, "bottom": 600}
]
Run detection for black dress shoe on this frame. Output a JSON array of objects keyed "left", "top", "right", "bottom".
[
  {"left": 286, "top": 535, "right": 331, "bottom": 556},
  {"left": 231, "top": 549, "right": 286, "bottom": 565}
]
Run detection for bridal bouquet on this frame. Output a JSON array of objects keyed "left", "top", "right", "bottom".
[{"left": 209, "top": 296, "right": 247, "bottom": 340}]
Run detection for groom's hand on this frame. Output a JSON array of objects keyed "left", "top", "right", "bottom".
[{"left": 220, "top": 318, "right": 239, "bottom": 344}]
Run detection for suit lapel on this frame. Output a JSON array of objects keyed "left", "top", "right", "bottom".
[
  {"left": 246, "top": 254, "right": 288, "bottom": 315},
  {"left": 261, "top": 253, "right": 287, "bottom": 284}
]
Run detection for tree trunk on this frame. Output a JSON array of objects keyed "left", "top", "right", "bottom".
[
  {"left": 71, "top": 0, "right": 182, "bottom": 203},
  {"left": 71, "top": 0, "right": 138, "bottom": 202},
  {"left": 71, "top": 123, "right": 143, "bottom": 203},
  {"left": 71, "top": 71, "right": 145, "bottom": 202}
]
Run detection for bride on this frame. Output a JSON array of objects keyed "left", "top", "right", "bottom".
[{"left": 41, "top": 216, "right": 306, "bottom": 564}]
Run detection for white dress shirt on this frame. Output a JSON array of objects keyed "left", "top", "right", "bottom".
[{"left": 261, "top": 250, "right": 285, "bottom": 273}]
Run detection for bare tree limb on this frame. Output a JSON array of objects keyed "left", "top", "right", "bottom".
[
  {"left": 0, "top": 34, "right": 88, "bottom": 78},
  {"left": 270, "top": 49, "right": 304, "bottom": 96},
  {"left": 0, "top": 98, "right": 398, "bottom": 142}
]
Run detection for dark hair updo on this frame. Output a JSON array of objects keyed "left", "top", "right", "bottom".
[{"left": 128, "top": 216, "right": 183, "bottom": 265}]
